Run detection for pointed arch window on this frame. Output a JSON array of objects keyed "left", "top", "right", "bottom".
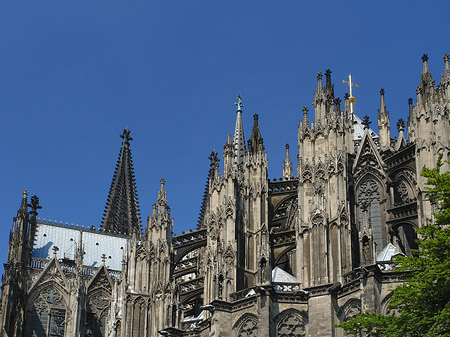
[
  {"left": 85, "top": 291, "right": 110, "bottom": 337},
  {"left": 276, "top": 311, "right": 306, "bottom": 337},
  {"left": 357, "top": 179, "right": 383, "bottom": 253},
  {"left": 29, "top": 288, "right": 66, "bottom": 337}
]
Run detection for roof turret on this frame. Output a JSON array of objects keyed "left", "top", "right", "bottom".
[{"left": 101, "top": 128, "right": 141, "bottom": 235}]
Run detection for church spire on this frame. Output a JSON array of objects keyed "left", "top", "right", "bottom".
[
  {"left": 197, "top": 151, "right": 219, "bottom": 229},
  {"left": 378, "top": 88, "right": 390, "bottom": 150},
  {"left": 283, "top": 144, "right": 293, "bottom": 180},
  {"left": 233, "top": 95, "right": 246, "bottom": 166},
  {"left": 102, "top": 128, "right": 141, "bottom": 235},
  {"left": 247, "top": 114, "right": 264, "bottom": 155}
]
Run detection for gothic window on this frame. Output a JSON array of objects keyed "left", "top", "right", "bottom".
[
  {"left": 357, "top": 179, "right": 383, "bottom": 253},
  {"left": 276, "top": 313, "right": 306, "bottom": 337},
  {"left": 394, "top": 180, "right": 410, "bottom": 204},
  {"left": 396, "top": 224, "right": 418, "bottom": 256},
  {"left": 86, "top": 291, "right": 110, "bottom": 337},
  {"left": 29, "top": 288, "right": 66, "bottom": 337},
  {"left": 237, "top": 317, "right": 258, "bottom": 337}
]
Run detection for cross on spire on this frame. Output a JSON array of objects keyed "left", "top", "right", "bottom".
[
  {"left": 101, "top": 254, "right": 107, "bottom": 263},
  {"left": 235, "top": 94, "right": 244, "bottom": 111},
  {"left": 342, "top": 74, "right": 359, "bottom": 103}
]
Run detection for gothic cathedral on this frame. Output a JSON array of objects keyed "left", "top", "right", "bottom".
[{"left": 2, "top": 54, "right": 450, "bottom": 336}]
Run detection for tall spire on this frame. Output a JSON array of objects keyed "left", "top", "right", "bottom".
[
  {"left": 233, "top": 95, "right": 246, "bottom": 166},
  {"left": 324, "top": 69, "right": 335, "bottom": 99},
  {"left": 420, "top": 54, "right": 435, "bottom": 90},
  {"left": 283, "top": 144, "right": 293, "bottom": 180},
  {"left": 378, "top": 88, "right": 390, "bottom": 150},
  {"left": 247, "top": 114, "right": 264, "bottom": 155},
  {"left": 102, "top": 128, "right": 141, "bottom": 235},
  {"left": 197, "top": 151, "right": 219, "bottom": 229}
]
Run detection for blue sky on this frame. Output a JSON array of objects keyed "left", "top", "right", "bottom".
[{"left": 1, "top": 1, "right": 450, "bottom": 273}]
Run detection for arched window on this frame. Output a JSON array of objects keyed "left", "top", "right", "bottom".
[
  {"left": 29, "top": 288, "right": 66, "bottom": 337},
  {"left": 234, "top": 314, "right": 258, "bottom": 337},
  {"left": 357, "top": 179, "right": 382, "bottom": 253},
  {"left": 276, "top": 311, "right": 306, "bottom": 337},
  {"left": 85, "top": 291, "right": 110, "bottom": 337}
]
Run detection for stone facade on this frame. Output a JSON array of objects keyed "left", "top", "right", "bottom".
[{"left": 1, "top": 53, "right": 450, "bottom": 336}]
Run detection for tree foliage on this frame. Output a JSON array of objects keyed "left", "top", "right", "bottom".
[{"left": 338, "top": 155, "right": 450, "bottom": 336}]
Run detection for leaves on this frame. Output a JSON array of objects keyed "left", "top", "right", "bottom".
[{"left": 337, "top": 154, "right": 450, "bottom": 336}]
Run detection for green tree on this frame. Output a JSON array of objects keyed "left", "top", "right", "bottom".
[{"left": 338, "top": 155, "right": 450, "bottom": 336}]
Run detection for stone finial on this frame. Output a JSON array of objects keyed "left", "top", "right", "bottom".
[
  {"left": 120, "top": 128, "right": 133, "bottom": 145},
  {"left": 28, "top": 195, "right": 42, "bottom": 216},
  {"left": 101, "top": 254, "right": 107, "bottom": 263},
  {"left": 253, "top": 113, "right": 259, "bottom": 125},
  {"left": 344, "top": 92, "right": 350, "bottom": 100},
  {"left": 52, "top": 246, "right": 59, "bottom": 256},
  {"left": 362, "top": 116, "right": 371, "bottom": 129},
  {"left": 317, "top": 72, "right": 323, "bottom": 90},
  {"left": 157, "top": 178, "right": 167, "bottom": 205},
  {"left": 234, "top": 94, "right": 244, "bottom": 111},
  {"left": 444, "top": 54, "right": 450, "bottom": 71},
  {"left": 283, "top": 144, "right": 292, "bottom": 180},
  {"left": 209, "top": 150, "right": 219, "bottom": 165},
  {"left": 408, "top": 98, "right": 413, "bottom": 115},
  {"left": 422, "top": 54, "right": 429, "bottom": 73},
  {"left": 302, "top": 106, "right": 309, "bottom": 121},
  {"left": 380, "top": 88, "right": 385, "bottom": 95},
  {"left": 397, "top": 119, "right": 405, "bottom": 132},
  {"left": 325, "top": 69, "right": 332, "bottom": 88}
]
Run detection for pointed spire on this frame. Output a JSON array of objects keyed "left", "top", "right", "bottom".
[
  {"left": 102, "top": 128, "right": 141, "bottom": 235},
  {"left": 158, "top": 178, "right": 167, "bottom": 206},
  {"left": 379, "top": 88, "right": 387, "bottom": 115},
  {"left": 302, "top": 106, "right": 309, "bottom": 125},
  {"left": 197, "top": 151, "right": 220, "bottom": 229},
  {"left": 248, "top": 114, "right": 264, "bottom": 155},
  {"left": 444, "top": 54, "right": 450, "bottom": 72},
  {"left": 17, "top": 189, "right": 29, "bottom": 217},
  {"left": 420, "top": 54, "right": 435, "bottom": 91},
  {"left": 283, "top": 144, "right": 293, "bottom": 180},
  {"left": 408, "top": 97, "right": 413, "bottom": 114},
  {"left": 362, "top": 116, "right": 371, "bottom": 130},
  {"left": 325, "top": 69, "right": 332, "bottom": 88},
  {"left": 422, "top": 54, "right": 429, "bottom": 73},
  {"left": 233, "top": 95, "right": 246, "bottom": 166},
  {"left": 316, "top": 72, "right": 323, "bottom": 91},
  {"left": 378, "top": 89, "right": 390, "bottom": 150},
  {"left": 324, "top": 69, "right": 335, "bottom": 100}
]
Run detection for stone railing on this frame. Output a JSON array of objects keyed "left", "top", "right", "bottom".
[{"left": 29, "top": 257, "right": 121, "bottom": 280}]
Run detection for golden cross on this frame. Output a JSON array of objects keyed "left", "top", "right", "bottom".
[{"left": 342, "top": 74, "right": 359, "bottom": 99}]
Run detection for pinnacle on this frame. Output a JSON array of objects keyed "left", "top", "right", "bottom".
[{"left": 101, "top": 129, "right": 141, "bottom": 235}]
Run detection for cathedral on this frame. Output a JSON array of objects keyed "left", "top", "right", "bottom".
[{"left": 2, "top": 53, "right": 450, "bottom": 337}]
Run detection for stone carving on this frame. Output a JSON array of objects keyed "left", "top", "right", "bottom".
[
  {"left": 357, "top": 180, "right": 380, "bottom": 210},
  {"left": 236, "top": 315, "right": 258, "bottom": 337},
  {"left": 276, "top": 313, "right": 306, "bottom": 337}
]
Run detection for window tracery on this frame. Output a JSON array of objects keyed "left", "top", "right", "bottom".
[
  {"left": 276, "top": 313, "right": 306, "bottom": 337},
  {"left": 29, "top": 288, "right": 66, "bottom": 337}
]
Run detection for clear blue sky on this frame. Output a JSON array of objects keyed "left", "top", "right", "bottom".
[{"left": 1, "top": 1, "right": 450, "bottom": 273}]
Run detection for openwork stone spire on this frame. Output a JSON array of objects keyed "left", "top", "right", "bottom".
[
  {"left": 233, "top": 95, "right": 246, "bottom": 166},
  {"left": 248, "top": 114, "right": 264, "bottom": 154},
  {"left": 197, "top": 150, "right": 219, "bottom": 229},
  {"left": 102, "top": 128, "right": 141, "bottom": 235}
]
